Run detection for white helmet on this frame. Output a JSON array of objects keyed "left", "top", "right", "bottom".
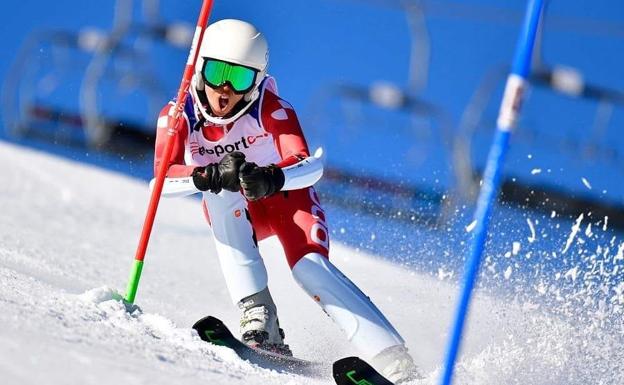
[{"left": 191, "top": 19, "right": 269, "bottom": 125}]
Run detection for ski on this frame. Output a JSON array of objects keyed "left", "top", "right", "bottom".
[
  {"left": 333, "top": 356, "right": 394, "bottom": 385},
  {"left": 192, "top": 315, "right": 322, "bottom": 375}
]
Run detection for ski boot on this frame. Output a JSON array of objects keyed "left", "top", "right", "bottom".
[
  {"left": 371, "top": 344, "right": 423, "bottom": 384},
  {"left": 238, "top": 287, "right": 292, "bottom": 356}
]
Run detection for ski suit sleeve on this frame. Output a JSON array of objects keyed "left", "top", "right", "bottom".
[
  {"left": 153, "top": 104, "right": 196, "bottom": 178},
  {"left": 260, "top": 90, "right": 323, "bottom": 190},
  {"left": 261, "top": 90, "right": 311, "bottom": 168}
]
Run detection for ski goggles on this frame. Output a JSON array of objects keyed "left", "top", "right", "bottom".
[{"left": 201, "top": 59, "right": 258, "bottom": 94}]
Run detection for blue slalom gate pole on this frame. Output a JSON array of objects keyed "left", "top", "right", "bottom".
[{"left": 439, "top": 1, "right": 545, "bottom": 384}]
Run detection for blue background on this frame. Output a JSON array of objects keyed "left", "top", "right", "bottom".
[{"left": 2, "top": 0, "right": 623, "bottom": 205}]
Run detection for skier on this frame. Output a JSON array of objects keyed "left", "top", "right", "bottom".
[{"left": 154, "top": 19, "right": 419, "bottom": 383}]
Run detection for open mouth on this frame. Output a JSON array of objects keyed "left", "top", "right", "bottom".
[{"left": 218, "top": 94, "right": 229, "bottom": 110}]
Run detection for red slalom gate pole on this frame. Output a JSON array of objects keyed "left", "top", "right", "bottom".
[{"left": 124, "top": 0, "right": 215, "bottom": 304}]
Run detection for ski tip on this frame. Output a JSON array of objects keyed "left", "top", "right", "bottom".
[
  {"left": 333, "top": 356, "right": 394, "bottom": 385},
  {"left": 333, "top": 356, "right": 360, "bottom": 371},
  {"left": 192, "top": 315, "right": 221, "bottom": 331},
  {"left": 192, "top": 315, "right": 235, "bottom": 345}
]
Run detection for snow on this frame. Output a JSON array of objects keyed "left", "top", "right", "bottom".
[
  {"left": 465, "top": 220, "right": 477, "bottom": 233},
  {"left": 526, "top": 218, "right": 536, "bottom": 243},
  {"left": 585, "top": 224, "right": 593, "bottom": 238},
  {"left": 503, "top": 266, "right": 512, "bottom": 280},
  {"left": 562, "top": 214, "right": 584, "bottom": 254},
  {"left": 1, "top": 141, "right": 623, "bottom": 385},
  {"left": 564, "top": 267, "right": 579, "bottom": 282}
]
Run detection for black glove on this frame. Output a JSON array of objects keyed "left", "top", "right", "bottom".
[
  {"left": 191, "top": 164, "right": 221, "bottom": 193},
  {"left": 218, "top": 152, "right": 246, "bottom": 192},
  {"left": 239, "top": 162, "right": 285, "bottom": 201}
]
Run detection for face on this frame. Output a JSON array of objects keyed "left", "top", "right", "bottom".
[{"left": 205, "top": 83, "right": 245, "bottom": 117}]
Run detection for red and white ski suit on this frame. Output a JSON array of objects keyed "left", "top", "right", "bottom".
[{"left": 154, "top": 77, "right": 405, "bottom": 362}]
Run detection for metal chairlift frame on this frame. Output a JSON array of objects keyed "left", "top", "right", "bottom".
[{"left": 1, "top": 0, "right": 193, "bottom": 150}]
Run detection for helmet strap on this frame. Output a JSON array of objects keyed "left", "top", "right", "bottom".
[{"left": 244, "top": 84, "right": 259, "bottom": 101}]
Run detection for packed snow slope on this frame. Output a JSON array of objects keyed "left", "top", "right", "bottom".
[{"left": 0, "top": 141, "right": 621, "bottom": 385}]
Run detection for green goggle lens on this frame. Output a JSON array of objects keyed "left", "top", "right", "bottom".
[{"left": 202, "top": 59, "right": 257, "bottom": 94}]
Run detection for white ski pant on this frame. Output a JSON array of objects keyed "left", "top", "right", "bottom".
[
  {"left": 203, "top": 190, "right": 405, "bottom": 359},
  {"left": 292, "top": 252, "right": 405, "bottom": 360},
  {"left": 203, "top": 190, "right": 268, "bottom": 303}
]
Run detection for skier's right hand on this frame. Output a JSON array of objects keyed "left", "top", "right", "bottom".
[
  {"left": 218, "top": 152, "right": 246, "bottom": 192},
  {"left": 192, "top": 164, "right": 222, "bottom": 194}
]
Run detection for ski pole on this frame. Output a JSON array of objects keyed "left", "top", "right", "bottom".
[
  {"left": 124, "top": 0, "right": 215, "bottom": 304},
  {"left": 439, "top": 1, "right": 544, "bottom": 384}
]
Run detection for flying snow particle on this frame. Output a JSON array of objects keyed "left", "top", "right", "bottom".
[
  {"left": 504, "top": 266, "right": 513, "bottom": 280},
  {"left": 564, "top": 266, "right": 579, "bottom": 282},
  {"left": 581, "top": 177, "right": 592, "bottom": 190},
  {"left": 536, "top": 282, "right": 547, "bottom": 295},
  {"left": 512, "top": 242, "right": 521, "bottom": 255},
  {"left": 551, "top": 211, "right": 557, "bottom": 218},
  {"left": 603, "top": 216, "right": 609, "bottom": 231},
  {"left": 531, "top": 168, "right": 542, "bottom": 175},
  {"left": 437, "top": 268, "right": 453, "bottom": 280},
  {"left": 465, "top": 220, "right": 477, "bottom": 233},
  {"left": 562, "top": 214, "right": 584, "bottom": 254},
  {"left": 614, "top": 243, "right": 624, "bottom": 262},
  {"left": 585, "top": 223, "right": 593, "bottom": 238},
  {"left": 527, "top": 218, "right": 536, "bottom": 243}
]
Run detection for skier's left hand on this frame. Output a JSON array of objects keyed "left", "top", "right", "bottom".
[
  {"left": 218, "top": 152, "right": 246, "bottom": 192},
  {"left": 239, "top": 162, "right": 285, "bottom": 201}
]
